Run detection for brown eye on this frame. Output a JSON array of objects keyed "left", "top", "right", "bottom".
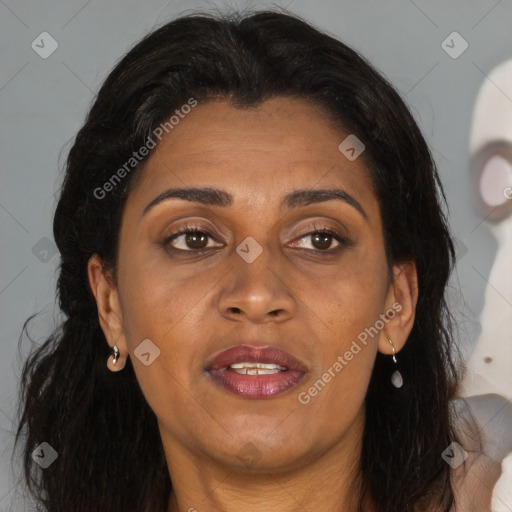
[
  {"left": 165, "top": 228, "right": 223, "bottom": 252},
  {"left": 311, "top": 232, "right": 335, "bottom": 250},
  {"left": 184, "top": 232, "right": 208, "bottom": 249},
  {"left": 290, "top": 228, "right": 346, "bottom": 252}
]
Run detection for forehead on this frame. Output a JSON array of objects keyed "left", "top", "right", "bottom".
[{"left": 128, "top": 97, "right": 377, "bottom": 213}]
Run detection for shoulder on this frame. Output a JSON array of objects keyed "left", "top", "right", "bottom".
[{"left": 448, "top": 395, "right": 512, "bottom": 512}]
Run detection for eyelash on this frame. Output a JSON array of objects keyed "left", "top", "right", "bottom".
[
  {"left": 162, "top": 225, "right": 218, "bottom": 253},
  {"left": 162, "top": 223, "right": 350, "bottom": 254},
  {"left": 294, "top": 225, "right": 350, "bottom": 252}
]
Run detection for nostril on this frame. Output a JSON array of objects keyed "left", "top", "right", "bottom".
[{"left": 229, "top": 307, "right": 242, "bottom": 314}]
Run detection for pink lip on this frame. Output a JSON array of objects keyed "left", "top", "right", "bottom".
[{"left": 206, "top": 345, "right": 308, "bottom": 399}]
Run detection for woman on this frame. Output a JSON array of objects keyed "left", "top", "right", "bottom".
[{"left": 14, "top": 10, "right": 500, "bottom": 512}]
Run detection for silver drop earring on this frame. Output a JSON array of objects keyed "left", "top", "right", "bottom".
[
  {"left": 112, "top": 344, "right": 120, "bottom": 365},
  {"left": 388, "top": 337, "right": 403, "bottom": 388},
  {"left": 107, "top": 343, "right": 126, "bottom": 371}
]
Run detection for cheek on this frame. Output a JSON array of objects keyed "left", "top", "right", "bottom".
[
  {"left": 296, "top": 295, "right": 381, "bottom": 441},
  {"left": 116, "top": 269, "right": 211, "bottom": 440},
  {"left": 294, "top": 249, "right": 388, "bottom": 424},
  {"left": 304, "top": 246, "right": 389, "bottom": 340},
  {"left": 117, "top": 243, "right": 216, "bottom": 343}
]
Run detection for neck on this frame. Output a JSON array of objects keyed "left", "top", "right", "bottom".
[{"left": 164, "top": 408, "right": 374, "bottom": 512}]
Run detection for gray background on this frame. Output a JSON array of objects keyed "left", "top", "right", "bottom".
[{"left": 1, "top": 0, "right": 511, "bottom": 509}]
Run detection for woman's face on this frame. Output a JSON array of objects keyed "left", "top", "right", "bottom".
[{"left": 92, "top": 97, "right": 416, "bottom": 475}]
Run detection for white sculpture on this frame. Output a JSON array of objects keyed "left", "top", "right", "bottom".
[{"left": 460, "top": 59, "right": 512, "bottom": 511}]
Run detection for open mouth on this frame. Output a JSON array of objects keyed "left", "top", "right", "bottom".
[{"left": 206, "top": 345, "right": 307, "bottom": 399}]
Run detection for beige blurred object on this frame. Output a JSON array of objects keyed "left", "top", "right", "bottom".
[
  {"left": 450, "top": 397, "right": 504, "bottom": 511},
  {"left": 460, "top": 59, "right": 512, "bottom": 511}
]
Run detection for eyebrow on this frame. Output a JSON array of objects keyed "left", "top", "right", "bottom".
[{"left": 142, "top": 186, "right": 367, "bottom": 219}]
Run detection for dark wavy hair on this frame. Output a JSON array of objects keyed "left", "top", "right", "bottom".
[{"left": 15, "top": 9, "right": 463, "bottom": 512}]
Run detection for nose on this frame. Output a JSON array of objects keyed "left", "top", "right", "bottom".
[{"left": 216, "top": 245, "right": 296, "bottom": 324}]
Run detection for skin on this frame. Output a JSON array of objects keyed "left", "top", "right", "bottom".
[{"left": 88, "top": 97, "right": 418, "bottom": 512}]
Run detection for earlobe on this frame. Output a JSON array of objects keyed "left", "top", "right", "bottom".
[
  {"left": 377, "top": 261, "right": 418, "bottom": 356},
  {"left": 87, "top": 254, "right": 128, "bottom": 370}
]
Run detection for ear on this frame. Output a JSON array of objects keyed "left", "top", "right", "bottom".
[
  {"left": 87, "top": 254, "right": 128, "bottom": 370},
  {"left": 377, "top": 261, "right": 418, "bottom": 356}
]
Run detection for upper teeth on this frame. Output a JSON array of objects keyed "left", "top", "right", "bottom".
[{"left": 228, "top": 362, "right": 287, "bottom": 375}]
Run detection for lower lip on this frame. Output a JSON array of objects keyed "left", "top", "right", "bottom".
[{"left": 207, "top": 368, "right": 305, "bottom": 399}]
